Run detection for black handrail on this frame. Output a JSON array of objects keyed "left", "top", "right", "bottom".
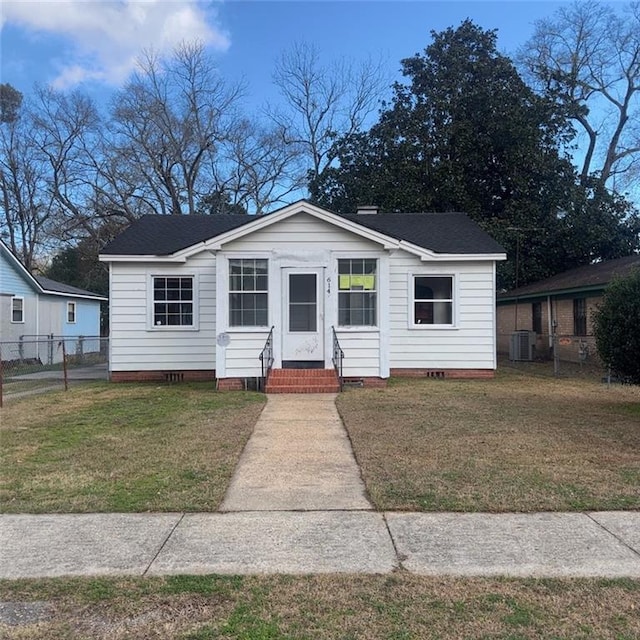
[
  {"left": 331, "top": 326, "right": 344, "bottom": 391},
  {"left": 258, "top": 326, "right": 275, "bottom": 392}
]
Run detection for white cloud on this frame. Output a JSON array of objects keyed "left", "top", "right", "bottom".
[{"left": 1, "top": 0, "right": 231, "bottom": 88}]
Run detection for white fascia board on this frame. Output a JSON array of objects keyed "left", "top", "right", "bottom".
[
  {"left": 98, "top": 254, "right": 187, "bottom": 263},
  {"left": 398, "top": 239, "right": 507, "bottom": 262},
  {"left": 419, "top": 252, "right": 508, "bottom": 262},
  {"left": 41, "top": 290, "right": 108, "bottom": 302}
]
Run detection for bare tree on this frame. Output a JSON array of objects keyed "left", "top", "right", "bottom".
[
  {"left": 270, "top": 42, "right": 388, "bottom": 195},
  {"left": 29, "top": 86, "right": 103, "bottom": 243},
  {"left": 519, "top": 1, "right": 640, "bottom": 189},
  {"left": 0, "top": 85, "right": 55, "bottom": 268},
  {"left": 108, "top": 41, "right": 244, "bottom": 216},
  {"left": 219, "top": 119, "right": 305, "bottom": 214}
]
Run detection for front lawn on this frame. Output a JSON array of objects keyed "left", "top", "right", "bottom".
[
  {"left": 0, "top": 383, "right": 265, "bottom": 513},
  {"left": 337, "top": 368, "right": 640, "bottom": 512},
  {"left": 0, "top": 574, "right": 638, "bottom": 639}
]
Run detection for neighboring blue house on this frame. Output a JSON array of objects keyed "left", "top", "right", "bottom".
[{"left": 0, "top": 240, "right": 107, "bottom": 362}]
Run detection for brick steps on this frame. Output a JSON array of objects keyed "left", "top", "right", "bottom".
[{"left": 265, "top": 368, "right": 340, "bottom": 394}]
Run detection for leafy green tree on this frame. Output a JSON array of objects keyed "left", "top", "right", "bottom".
[
  {"left": 0, "top": 83, "right": 22, "bottom": 124},
  {"left": 593, "top": 269, "right": 640, "bottom": 383},
  {"left": 196, "top": 190, "right": 248, "bottom": 216},
  {"left": 45, "top": 240, "right": 108, "bottom": 297},
  {"left": 314, "top": 20, "right": 638, "bottom": 289},
  {"left": 560, "top": 184, "right": 640, "bottom": 265}
]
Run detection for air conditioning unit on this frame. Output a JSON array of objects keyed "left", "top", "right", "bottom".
[{"left": 509, "top": 330, "right": 536, "bottom": 361}]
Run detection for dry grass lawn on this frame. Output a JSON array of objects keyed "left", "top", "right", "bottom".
[
  {"left": 0, "top": 574, "right": 638, "bottom": 639},
  {"left": 337, "top": 367, "right": 640, "bottom": 512},
  {"left": 0, "top": 382, "right": 265, "bottom": 513}
]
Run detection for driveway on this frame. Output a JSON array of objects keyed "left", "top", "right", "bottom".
[{"left": 6, "top": 362, "right": 108, "bottom": 381}]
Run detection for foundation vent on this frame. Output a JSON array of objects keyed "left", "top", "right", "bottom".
[
  {"left": 164, "top": 372, "right": 184, "bottom": 383},
  {"left": 427, "top": 371, "right": 445, "bottom": 379}
]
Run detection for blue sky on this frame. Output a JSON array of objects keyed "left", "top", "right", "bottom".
[{"left": 2, "top": 0, "right": 578, "bottom": 114}]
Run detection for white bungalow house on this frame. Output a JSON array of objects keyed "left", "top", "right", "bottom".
[
  {"left": 1, "top": 239, "right": 107, "bottom": 364},
  {"left": 99, "top": 200, "right": 506, "bottom": 391}
]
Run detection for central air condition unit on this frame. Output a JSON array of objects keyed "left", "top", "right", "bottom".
[{"left": 509, "top": 330, "right": 536, "bottom": 361}]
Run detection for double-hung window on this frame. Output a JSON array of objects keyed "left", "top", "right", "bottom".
[
  {"left": 153, "top": 276, "right": 194, "bottom": 327},
  {"left": 11, "top": 297, "right": 24, "bottom": 323},
  {"left": 67, "top": 301, "right": 76, "bottom": 324},
  {"left": 338, "top": 258, "right": 377, "bottom": 327},
  {"left": 413, "top": 276, "right": 454, "bottom": 326},
  {"left": 229, "top": 259, "right": 268, "bottom": 327}
]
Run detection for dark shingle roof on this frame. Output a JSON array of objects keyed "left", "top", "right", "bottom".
[
  {"left": 498, "top": 254, "right": 640, "bottom": 301},
  {"left": 101, "top": 215, "right": 253, "bottom": 255},
  {"left": 342, "top": 212, "right": 505, "bottom": 254},
  {"left": 35, "top": 276, "right": 106, "bottom": 299},
  {"left": 101, "top": 209, "right": 505, "bottom": 257}
]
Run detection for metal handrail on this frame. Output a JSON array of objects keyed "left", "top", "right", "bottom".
[
  {"left": 258, "top": 326, "right": 275, "bottom": 392},
  {"left": 331, "top": 326, "right": 344, "bottom": 391}
]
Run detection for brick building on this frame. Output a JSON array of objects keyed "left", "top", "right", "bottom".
[{"left": 497, "top": 255, "right": 640, "bottom": 363}]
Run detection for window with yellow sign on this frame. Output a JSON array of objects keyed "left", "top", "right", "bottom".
[{"left": 338, "top": 258, "right": 377, "bottom": 326}]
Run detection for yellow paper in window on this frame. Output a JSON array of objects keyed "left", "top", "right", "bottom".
[
  {"left": 339, "top": 275, "right": 351, "bottom": 289},
  {"left": 350, "top": 275, "right": 375, "bottom": 290}
]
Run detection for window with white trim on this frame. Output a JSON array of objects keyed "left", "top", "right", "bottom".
[
  {"left": 11, "top": 296, "right": 24, "bottom": 323},
  {"left": 413, "top": 276, "right": 454, "bottom": 325},
  {"left": 229, "top": 259, "right": 268, "bottom": 327},
  {"left": 67, "top": 301, "right": 76, "bottom": 324},
  {"left": 338, "top": 258, "right": 377, "bottom": 327},
  {"left": 152, "top": 276, "right": 194, "bottom": 326}
]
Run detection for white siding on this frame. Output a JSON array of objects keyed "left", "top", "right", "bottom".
[
  {"left": 109, "top": 251, "right": 216, "bottom": 372},
  {"left": 224, "top": 213, "right": 378, "bottom": 252},
  {"left": 222, "top": 331, "right": 271, "bottom": 378},
  {"left": 334, "top": 330, "right": 380, "bottom": 377},
  {"left": 389, "top": 252, "right": 496, "bottom": 370},
  {"left": 220, "top": 213, "right": 384, "bottom": 377}
]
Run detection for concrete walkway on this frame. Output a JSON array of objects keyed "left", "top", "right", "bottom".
[
  {"left": 220, "top": 394, "right": 371, "bottom": 511},
  {"left": 2, "top": 393, "right": 640, "bottom": 579}
]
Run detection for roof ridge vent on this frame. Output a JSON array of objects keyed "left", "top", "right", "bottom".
[{"left": 356, "top": 205, "right": 379, "bottom": 215}]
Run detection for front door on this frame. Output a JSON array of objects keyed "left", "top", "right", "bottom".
[{"left": 282, "top": 268, "right": 324, "bottom": 366}]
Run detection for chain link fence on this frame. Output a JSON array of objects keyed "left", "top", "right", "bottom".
[
  {"left": 497, "top": 330, "right": 606, "bottom": 380},
  {"left": 0, "top": 336, "right": 108, "bottom": 405}
]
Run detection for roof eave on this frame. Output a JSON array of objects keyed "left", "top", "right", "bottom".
[
  {"left": 99, "top": 253, "right": 187, "bottom": 263},
  {"left": 498, "top": 283, "right": 606, "bottom": 303},
  {"left": 41, "top": 289, "right": 108, "bottom": 302}
]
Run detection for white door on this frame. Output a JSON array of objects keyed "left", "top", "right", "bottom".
[{"left": 282, "top": 268, "right": 324, "bottom": 364}]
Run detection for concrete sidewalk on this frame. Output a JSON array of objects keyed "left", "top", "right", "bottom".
[{"left": 1, "top": 511, "right": 639, "bottom": 579}]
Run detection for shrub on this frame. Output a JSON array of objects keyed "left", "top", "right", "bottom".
[{"left": 593, "top": 269, "right": 640, "bottom": 383}]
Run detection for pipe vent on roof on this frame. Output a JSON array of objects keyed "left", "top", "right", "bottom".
[{"left": 356, "top": 205, "right": 379, "bottom": 215}]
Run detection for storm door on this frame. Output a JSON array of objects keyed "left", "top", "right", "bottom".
[{"left": 282, "top": 268, "right": 324, "bottom": 366}]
